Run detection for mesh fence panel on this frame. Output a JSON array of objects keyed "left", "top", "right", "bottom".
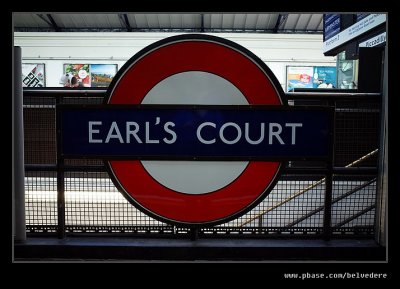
[
  {"left": 25, "top": 171, "right": 57, "bottom": 228},
  {"left": 64, "top": 171, "right": 168, "bottom": 227},
  {"left": 331, "top": 176, "right": 376, "bottom": 234},
  {"left": 23, "top": 91, "right": 380, "bottom": 237},
  {"left": 334, "top": 99, "right": 380, "bottom": 167},
  {"left": 24, "top": 97, "right": 56, "bottom": 165},
  {"left": 224, "top": 175, "right": 325, "bottom": 229}
]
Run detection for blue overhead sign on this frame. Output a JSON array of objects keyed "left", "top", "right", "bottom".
[
  {"left": 323, "top": 14, "right": 386, "bottom": 54},
  {"left": 59, "top": 106, "right": 333, "bottom": 160},
  {"left": 356, "top": 13, "right": 370, "bottom": 22},
  {"left": 324, "top": 14, "right": 340, "bottom": 41}
]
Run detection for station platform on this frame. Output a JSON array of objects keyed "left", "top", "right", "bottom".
[{"left": 14, "top": 237, "right": 385, "bottom": 261}]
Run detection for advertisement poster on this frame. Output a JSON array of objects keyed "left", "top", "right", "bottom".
[
  {"left": 22, "top": 63, "right": 45, "bottom": 87},
  {"left": 64, "top": 64, "right": 90, "bottom": 87},
  {"left": 90, "top": 64, "right": 118, "bottom": 87},
  {"left": 64, "top": 64, "right": 117, "bottom": 87},
  {"left": 286, "top": 66, "right": 314, "bottom": 92},
  {"left": 287, "top": 66, "right": 337, "bottom": 91},
  {"left": 313, "top": 66, "right": 337, "bottom": 88}
]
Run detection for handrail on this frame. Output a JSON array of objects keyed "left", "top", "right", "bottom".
[
  {"left": 238, "top": 149, "right": 379, "bottom": 227},
  {"left": 333, "top": 205, "right": 376, "bottom": 228},
  {"left": 23, "top": 87, "right": 381, "bottom": 100},
  {"left": 23, "top": 87, "right": 107, "bottom": 97},
  {"left": 286, "top": 92, "right": 381, "bottom": 100},
  {"left": 285, "top": 178, "right": 376, "bottom": 227}
]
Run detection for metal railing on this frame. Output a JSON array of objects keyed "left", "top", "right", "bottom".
[{"left": 23, "top": 88, "right": 381, "bottom": 239}]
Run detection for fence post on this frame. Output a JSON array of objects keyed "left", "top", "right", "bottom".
[
  {"left": 190, "top": 227, "right": 198, "bottom": 241},
  {"left": 13, "top": 46, "right": 26, "bottom": 242},
  {"left": 323, "top": 102, "right": 335, "bottom": 240},
  {"left": 56, "top": 97, "right": 66, "bottom": 239},
  {"left": 323, "top": 161, "right": 333, "bottom": 240},
  {"left": 375, "top": 45, "right": 388, "bottom": 246}
]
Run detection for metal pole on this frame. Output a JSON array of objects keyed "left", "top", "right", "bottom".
[
  {"left": 323, "top": 160, "right": 333, "bottom": 240},
  {"left": 56, "top": 97, "right": 66, "bottom": 239},
  {"left": 375, "top": 45, "right": 388, "bottom": 246},
  {"left": 57, "top": 159, "right": 65, "bottom": 239},
  {"left": 13, "top": 46, "right": 26, "bottom": 241},
  {"left": 323, "top": 102, "right": 335, "bottom": 241}
]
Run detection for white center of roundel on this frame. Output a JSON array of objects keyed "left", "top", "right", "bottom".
[{"left": 141, "top": 71, "right": 249, "bottom": 195}]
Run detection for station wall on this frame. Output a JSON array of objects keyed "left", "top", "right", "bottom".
[{"left": 14, "top": 32, "right": 336, "bottom": 91}]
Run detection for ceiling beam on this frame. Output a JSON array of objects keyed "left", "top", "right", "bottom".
[
  {"left": 47, "top": 14, "right": 60, "bottom": 32},
  {"left": 200, "top": 14, "right": 204, "bottom": 32},
  {"left": 36, "top": 14, "right": 52, "bottom": 27},
  {"left": 118, "top": 14, "right": 132, "bottom": 32},
  {"left": 273, "top": 14, "right": 288, "bottom": 33},
  {"left": 36, "top": 14, "right": 60, "bottom": 31}
]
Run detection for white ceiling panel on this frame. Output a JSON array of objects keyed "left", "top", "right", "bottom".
[
  {"left": 145, "top": 14, "right": 161, "bottom": 28},
  {"left": 156, "top": 14, "right": 170, "bottom": 28},
  {"left": 283, "top": 14, "right": 300, "bottom": 30},
  {"left": 13, "top": 13, "right": 52, "bottom": 28},
  {"left": 254, "top": 14, "right": 276, "bottom": 30},
  {"left": 306, "top": 14, "right": 323, "bottom": 30},
  {"left": 266, "top": 14, "right": 280, "bottom": 30},
  {"left": 52, "top": 13, "right": 123, "bottom": 28},
  {"left": 210, "top": 14, "right": 223, "bottom": 29},
  {"left": 295, "top": 14, "right": 313, "bottom": 30},
  {"left": 183, "top": 14, "right": 202, "bottom": 28},
  {"left": 232, "top": 14, "right": 246, "bottom": 29}
]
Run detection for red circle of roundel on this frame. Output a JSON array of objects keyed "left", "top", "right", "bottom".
[{"left": 105, "top": 34, "right": 287, "bottom": 226}]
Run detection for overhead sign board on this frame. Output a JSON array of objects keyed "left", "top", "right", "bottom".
[
  {"left": 359, "top": 32, "right": 386, "bottom": 48},
  {"left": 58, "top": 34, "right": 332, "bottom": 226},
  {"left": 323, "top": 13, "right": 386, "bottom": 54},
  {"left": 324, "top": 14, "right": 340, "bottom": 41}
]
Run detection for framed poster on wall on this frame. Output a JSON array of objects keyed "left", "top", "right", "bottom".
[
  {"left": 63, "top": 64, "right": 118, "bottom": 87},
  {"left": 286, "top": 66, "right": 337, "bottom": 92},
  {"left": 286, "top": 66, "right": 314, "bottom": 92},
  {"left": 64, "top": 64, "right": 90, "bottom": 87},
  {"left": 22, "top": 63, "right": 45, "bottom": 87},
  {"left": 90, "top": 64, "right": 118, "bottom": 87},
  {"left": 313, "top": 66, "right": 337, "bottom": 88}
]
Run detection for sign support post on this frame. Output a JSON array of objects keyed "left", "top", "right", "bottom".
[{"left": 13, "top": 46, "right": 26, "bottom": 242}]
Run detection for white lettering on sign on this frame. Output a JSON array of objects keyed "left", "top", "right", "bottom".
[
  {"left": 220, "top": 122, "right": 242, "bottom": 145},
  {"left": 195, "top": 122, "right": 303, "bottom": 145},
  {"left": 245, "top": 122, "right": 265, "bottom": 145},
  {"left": 197, "top": 122, "right": 216, "bottom": 144},
  {"left": 269, "top": 123, "right": 284, "bottom": 145},
  {"left": 105, "top": 121, "right": 124, "bottom": 143},
  {"left": 88, "top": 120, "right": 303, "bottom": 145},
  {"left": 88, "top": 121, "right": 102, "bottom": 143},
  {"left": 88, "top": 119, "right": 177, "bottom": 144},
  {"left": 163, "top": 122, "right": 177, "bottom": 144},
  {"left": 126, "top": 122, "right": 142, "bottom": 143},
  {"left": 285, "top": 123, "right": 303, "bottom": 145}
]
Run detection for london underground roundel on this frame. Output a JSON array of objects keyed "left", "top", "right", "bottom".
[{"left": 105, "top": 34, "right": 287, "bottom": 226}]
